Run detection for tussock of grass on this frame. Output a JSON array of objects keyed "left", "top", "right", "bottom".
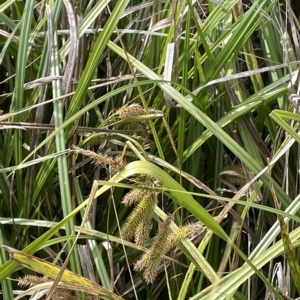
[{"left": 0, "top": 1, "right": 300, "bottom": 299}]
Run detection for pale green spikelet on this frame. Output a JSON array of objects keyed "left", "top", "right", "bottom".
[
  {"left": 114, "top": 103, "right": 162, "bottom": 119},
  {"left": 138, "top": 174, "right": 160, "bottom": 188},
  {"left": 17, "top": 275, "right": 53, "bottom": 287},
  {"left": 121, "top": 192, "right": 156, "bottom": 241},
  {"left": 135, "top": 219, "right": 152, "bottom": 246},
  {"left": 72, "top": 146, "right": 125, "bottom": 173},
  {"left": 109, "top": 155, "right": 125, "bottom": 173},
  {"left": 170, "top": 222, "right": 206, "bottom": 244},
  {"left": 134, "top": 252, "right": 149, "bottom": 272},
  {"left": 122, "top": 189, "right": 148, "bottom": 206},
  {"left": 17, "top": 275, "right": 75, "bottom": 299},
  {"left": 134, "top": 193, "right": 158, "bottom": 245},
  {"left": 134, "top": 215, "right": 173, "bottom": 283}
]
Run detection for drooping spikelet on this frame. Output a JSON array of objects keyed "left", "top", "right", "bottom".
[
  {"left": 137, "top": 174, "right": 160, "bottom": 188},
  {"left": 116, "top": 104, "right": 146, "bottom": 118},
  {"left": 72, "top": 146, "right": 125, "bottom": 174},
  {"left": 134, "top": 193, "right": 158, "bottom": 245},
  {"left": 121, "top": 191, "right": 157, "bottom": 242},
  {"left": 134, "top": 215, "right": 173, "bottom": 283},
  {"left": 170, "top": 222, "right": 206, "bottom": 244},
  {"left": 121, "top": 173, "right": 160, "bottom": 244},
  {"left": 17, "top": 275, "right": 53, "bottom": 288},
  {"left": 122, "top": 189, "right": 148, "bottom": 206},
  {"left": 109, "top": 155, "right": 125, "bottom": 173},
  {"left": 17, "top": 275, "right": 75, "bottom": 299},
  {"left": 104, "top": 103, "right": 163, "bottom": 131}
]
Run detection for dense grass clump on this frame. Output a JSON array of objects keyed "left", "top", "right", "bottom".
[{"left": 1, "top": 1, "right": 300, "bottom": 299}]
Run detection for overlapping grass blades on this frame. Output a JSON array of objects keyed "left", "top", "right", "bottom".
[{"left": 1, "top": 0, "right": 300, "bottom": 299}]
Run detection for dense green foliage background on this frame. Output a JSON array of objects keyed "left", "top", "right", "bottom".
[{"left": 1, "top": 0, "right": 300, "bottom": 299}]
